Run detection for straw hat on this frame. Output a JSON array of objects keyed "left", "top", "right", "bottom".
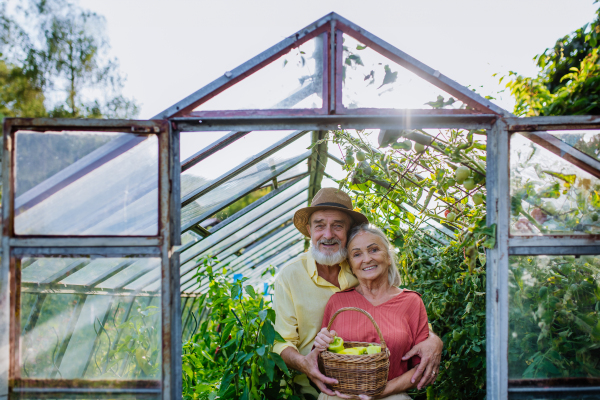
[{"left": 294, "top": 187, "right": 369, "bottom": 238}]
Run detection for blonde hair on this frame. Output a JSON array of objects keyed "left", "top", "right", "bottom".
[{"left": 347, "top": 223, "right": 401, "bottom": 287}]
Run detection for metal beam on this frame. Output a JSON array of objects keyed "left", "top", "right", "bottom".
[
  {"left": 509, "top": 236, "right": 600, "bottom": 248},
  {"left": 181, "top": 152, "right": 310, "bottom": 232},
  {"left": 509, "top": 246, "right": 600, "bottom": 256},
  {"left": 486, "top": 120, "right": 509, "bottom": 400},
  {"left": 204, "top": 174, "right": 308, "bottom": 236},
  {"left": 517, "top": 131, "right": 600, "bottom": 179},
  {"left": 506, "top": 115, "right": 600, "bottom": 131},
  {"left": 308, "top": 131, "right": 328, "bottom": 202},
  {"left": 181, "top": 130, "right": 308, "bottom": 207},
  {"left": 181, "top": 131, "right": 250, "bottom": 172},
  {"left": 172, "top": 113, "right": 497, "bottom": 132}
]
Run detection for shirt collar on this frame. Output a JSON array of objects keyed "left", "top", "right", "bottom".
[{"left": 305, "top": 251, "right": 355, "bottom": 290}]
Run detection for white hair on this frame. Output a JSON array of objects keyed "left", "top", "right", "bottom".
[
  {"left": 310, "top": 238, "right": 348, "bottom": 266},
  {"left": 347, "top": 224, "right": 401, "bottom": 287}
]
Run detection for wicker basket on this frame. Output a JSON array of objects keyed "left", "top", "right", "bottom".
[{"left": 319, "top": 307, "right": 390, "bottom": 397}]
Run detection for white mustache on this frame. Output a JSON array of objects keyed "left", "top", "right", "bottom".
[{"left": 318, "top": 238, "right": 342, "bottom": 245}]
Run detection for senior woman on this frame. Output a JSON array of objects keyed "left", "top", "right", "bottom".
[{"left": 313, "top": 224, "right": 430, "bottom": 400}]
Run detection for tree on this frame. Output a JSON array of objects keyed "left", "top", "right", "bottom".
[
  {"left": 504, "top": 4, "right": 600, "bottom": 116},
  {"left": 0, "top": 0, "right": 138, "bottom": 120}
]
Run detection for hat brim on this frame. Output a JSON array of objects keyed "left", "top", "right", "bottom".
[{"left": 294, "top": 205, "right": 369, "bottom": 238}]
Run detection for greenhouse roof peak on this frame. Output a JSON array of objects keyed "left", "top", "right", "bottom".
[{"left": 154, "top": 12, "right": 510, "bottom": 120}]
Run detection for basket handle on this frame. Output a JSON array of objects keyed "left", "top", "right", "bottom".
[{"left": 326, "top": 307, "right": 387, "bottom": 350}]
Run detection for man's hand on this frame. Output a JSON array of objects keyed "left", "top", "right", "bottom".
[
  {"left": 313, "top": 328, "right": 337, "bottom": 352},
  {"left": 401, "top": 332, "right": 443, "bottom": 389},
  {"left": 280, "top": 347, "right": 338, "bottom": 396}
]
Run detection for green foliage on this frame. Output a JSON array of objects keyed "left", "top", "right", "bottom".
[
  {"left": 508, "top": 255, "right": 600, "bottom": 378},
  {"left": 182, "top": 257, "right": 297, "bottom": 400},
  {"left": 0, "top": 0, "right": 138, "bottom": 121},
  {"left": 329, "top": 127, "right": 488, "bottom": 399},
  {"left": 503, "top": 5, "right": 600, "bottom": 116}
]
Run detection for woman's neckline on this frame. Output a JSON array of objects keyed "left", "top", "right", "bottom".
[{"left": 353, "top": 287, "right": 404, "bottom": 307}]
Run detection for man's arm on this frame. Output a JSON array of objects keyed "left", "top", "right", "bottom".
[
  {"left": 401, "top": 330, "right": 443, "bottom": 389},
  {"left": 280, "top": 347, "right": 338, "bottom": 396}
]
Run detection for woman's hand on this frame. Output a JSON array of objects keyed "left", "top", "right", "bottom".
[{"left": 313, "top": 327, "right": 337, "bottom": 352}]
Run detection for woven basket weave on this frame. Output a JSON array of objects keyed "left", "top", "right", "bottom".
[{"left": 319, "top": 307, "right": 390, "bottom": 397}]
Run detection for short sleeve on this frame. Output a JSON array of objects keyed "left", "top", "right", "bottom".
[
  {"left": 409, "top": 297, "right": 430, "bottom": 368},
  {"left": 272, "top": 278, "right": 300, "bottom": 355}
]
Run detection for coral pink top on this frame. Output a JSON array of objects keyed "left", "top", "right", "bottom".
[{"left": 321, "top": 288, "right": 429, "bottom": 380}]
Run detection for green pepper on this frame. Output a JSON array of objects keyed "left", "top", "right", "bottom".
[
  {"left": 328, "top": 336, "right": 344, "bottom": 353},
  {"left": 251, "top": 362, "right": 259, "bottom": 388}
]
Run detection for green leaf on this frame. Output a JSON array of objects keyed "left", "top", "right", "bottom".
[
  {"left": 356, "top": 44, "right": 367, "bottom": 50},
  {"left": 182, "top": 363, "right": 194, "bottom": 379},
  {"left": 270, "top": 352, "right": 290, "bottom": 376},
  {"left": 263, "top": 354, "right": 276, "bottom": 381},
  {"left": 245, "top": 285, "right": 257, "bottom": 298},
  {"left": 258, "top": 309, "right": 268, "bottom": 322},
  {"left": 219, "top": 371, "right": 234, "bottom": 396},
  {"left": 261, "top": 321, "right": 276, "bottom": 345}
]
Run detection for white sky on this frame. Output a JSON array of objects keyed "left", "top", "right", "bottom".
[{"left": 80, "top": 0, "right": 599, "bottom": 119}]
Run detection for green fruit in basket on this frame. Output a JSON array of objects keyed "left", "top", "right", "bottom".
[
  {"left": 366, "top": 345, "right": 381, "bottom": 354},
  {"left": 328, "top": 336, "right": 345, "bottom": 353},
  {"left": 339, "top": 347, "right": 363, "bottom": 355},
  {"left": 353, "top": 346, "right": 367, "bottom": 354}
]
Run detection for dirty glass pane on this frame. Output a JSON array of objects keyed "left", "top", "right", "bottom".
[
  {"left": 342, "top": 34, "right": 463, "bottom": 110},
  {"left": 508, "top": 255, "right": 600, "bottom": 380},
  {"left": 14, "top": 131, "right": 159, "bottom": 236},
  {"left": 178, "top": 175, "right": 308, "bottom": 260},
  {"left": 510, "top": 133, "right": 600, "bottom": 235},
  {"left": 194, "top": 34, "right": 325, "bottom": 111},
  {"left": 19, "top": 257, "right": 161, "bottom": 380},
  {"left": 550, "top": 129, "right": 600, "bottom": 162}
]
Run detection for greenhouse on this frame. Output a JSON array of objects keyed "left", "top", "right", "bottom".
[{"left": 1, "top": 11, "right": 600, "bottom": 400}]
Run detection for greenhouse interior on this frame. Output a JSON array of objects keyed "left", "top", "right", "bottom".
[{"left": 1, "top": 11, "right": 600, "bottom": 400}]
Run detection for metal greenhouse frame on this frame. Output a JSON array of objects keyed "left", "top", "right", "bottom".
[{"left": 1, "top": 11, "right": 600, "bottom": 400}]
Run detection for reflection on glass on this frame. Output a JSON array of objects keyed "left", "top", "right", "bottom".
[
  {"left": 194, "top": 35, "right": 325, "bottom": 111},
  {"left": 19, "top": 257, "right": 161, "bottom": 380},
  {"left": 14, "top": 131, "right": 159, "bottom": 236},
  {"left": 509, "top": 255, "right": 600, "bottom": 379},
  {"left": 342, "top": 34, "right": 462, "bottom": 110},
  {"left": 511, "top": 133, "right": 600, "bottom": 235},
  {"left": 551, "top": 129, "right": 600, "bottom": 162},
  {"left": 181, "top": 133, "right": 310, "bottom": 228}
]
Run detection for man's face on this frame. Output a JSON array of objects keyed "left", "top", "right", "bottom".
[{"left": 307, "top": 210, "right": 351, "bottom": 256}]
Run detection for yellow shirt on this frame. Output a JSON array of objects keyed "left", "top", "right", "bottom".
[{"left": 273, "top": 251, "right": 358, "bottom": 395}]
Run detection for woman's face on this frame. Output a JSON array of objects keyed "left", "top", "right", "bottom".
[{"left": 347, "top": 231, "right": 390, "bottom": 284}]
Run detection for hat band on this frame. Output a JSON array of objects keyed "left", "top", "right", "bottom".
[{"left": 313, "top": 201, "right": 350, "bottom": 209}]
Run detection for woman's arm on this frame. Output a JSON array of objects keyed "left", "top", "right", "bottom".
[{"left": 376, "top": 366, "right": 419, "bottom": 398}]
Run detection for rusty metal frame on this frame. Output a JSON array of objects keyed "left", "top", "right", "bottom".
[
  {"left": 0, "top": 118, "right": 179, "bottom": 400},
  {"left": 155, "top": 13, "right": 511, "bottom": 121}
]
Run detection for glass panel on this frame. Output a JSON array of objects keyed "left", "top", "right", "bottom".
[
  {"left": 225, "top": 224, "right": 300, "bottom": 271},
  {"left": 180, "top": 202, "right": 303, "bottom": 287},
  {"left": 194, "top": 35, "right": 325, "bottom": 111},
  {"left": 550, "top": 129, "right": 600, "bottom": 162},
  {"left": 180, "top": 130, "right": 307, "bottom": 198},
  {"left": 509, "top": 255, "right": 600, "bottom": 380},
  {"left": 180, "top": 131, "right": 232, "bottom": 163},
  {"left": 178, "top": 175, "right": 309, "bottom": 262},
  {"left": 181, "top": 147, "right": 309, "bottom": 229},
  {"left": 19, "top": 257, "right": 161, "bottom": 380},
  {"left": 510, "top": 133, "right": 600, "bottom": 235},
  {"left": 342, "top": 34, "right": 463, "bottom": 110},
  {"left": 235, "top": 242, "right": 305, "bottom": 292},
  {"left": 14, "top": 131, "right": 159, "bottom": 236}
]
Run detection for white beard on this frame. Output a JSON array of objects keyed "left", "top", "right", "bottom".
[{"left": 310, "top": 245, "right": 348, "bottom": 266}]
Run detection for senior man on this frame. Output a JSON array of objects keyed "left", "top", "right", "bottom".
[{"left": 273, "top": 188, "right": 443, "bottom": 399}]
